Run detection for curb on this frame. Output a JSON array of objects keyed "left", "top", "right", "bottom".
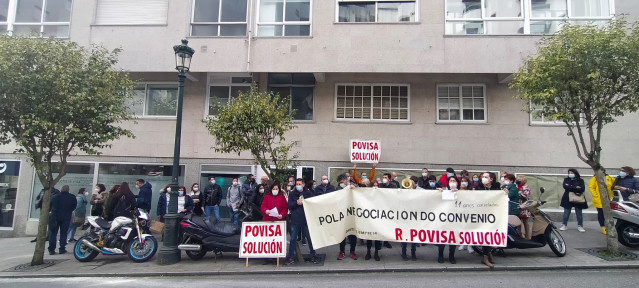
[{"left": 2, "top": 263, "right": 639, "bottom": 279}]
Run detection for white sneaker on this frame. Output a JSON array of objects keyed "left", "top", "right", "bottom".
[
  {"left": 559, "top": 225, "right": 568, "bottom": 231},
  {"left": 577, "top": 226, "right": 586, "bottom": 233},
  {"left": 458, "top": 245, "right": 466, "bottom": 251},
  {"left": 467, "top": 246, "right": 474, "bottom": 254}
]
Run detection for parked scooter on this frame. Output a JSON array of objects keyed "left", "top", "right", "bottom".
[
  {"left": 610, "top": 189, "right": 639, "bottom": 248},
  {"left": 73, "top": 208, "right": 158, "bottom": 263},
  {"left": 178, "top": 199, "right": 261, "bottom": 260},
  {"left": 474, "top": 187, "right": 567, "bottom": 257}
]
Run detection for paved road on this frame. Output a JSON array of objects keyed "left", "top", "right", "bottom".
[{"left": 1, "top": 269, "right": 638, "bottom": 288}]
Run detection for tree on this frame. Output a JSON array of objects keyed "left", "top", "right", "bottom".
[
  {"left": 0, "top": 36, "right": 135, "bottom": 265},
  {"left": 206, "top": 85, "right": 299, "bottom": 184},
  {"left": 510, "top": 19, "right": 639, "bottom": 255}
]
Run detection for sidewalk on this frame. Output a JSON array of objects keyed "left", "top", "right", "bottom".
[{"left": 1, "top": 221, "right": 637, "bottom": 278}]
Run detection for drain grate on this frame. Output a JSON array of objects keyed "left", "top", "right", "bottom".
[
  {"left": 576, "top": 247, "right": 638, "bottom": 261},
  {"left": 3, "top": 259, "right": 68, "bottom": 272}
]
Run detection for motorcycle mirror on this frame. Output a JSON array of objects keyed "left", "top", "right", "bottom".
[{"left": 540, "top": 187, "right": 545, "bottom": 194}]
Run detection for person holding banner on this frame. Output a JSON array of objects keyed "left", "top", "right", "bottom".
[
  {"left": 436, "top": 176, "right": 459, "bottom": 264},
  {"left": 476, "top": 172, "right": 501, "bottom": 268},
  {"left": 457, "top": 176, "right": 475, "bottom": 254},
  {"left": 334, "top": 174, "right": 358, "bottom": 260},
  {"left": 286, "top": 178, "right": 318, "bottom": 265}
]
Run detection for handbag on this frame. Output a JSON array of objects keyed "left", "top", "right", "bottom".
[
  {"left": 149, "top": 220, "right": 165, "bottom": 234},
  {"left": 72, "top": 213, "right": 86, "bottom": 226},
  {"left": 569, "top": 192, "right": 586, "bottom": 204}
]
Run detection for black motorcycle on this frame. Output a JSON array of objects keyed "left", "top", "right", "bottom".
[
  {"left": 178, "top": 198, "right": 261, "bottom": 260},
  {"left": 74, "top": 208, "right": 158, "bottom": 263}
]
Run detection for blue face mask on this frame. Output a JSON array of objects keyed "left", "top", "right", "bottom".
[
  {"left": 429, "top": 182, "right": 436, "bottom": 188},
  {"left": 619, "top": 171, "right": 627, "bottom": 178},
  {"left": 210, "top": 180, "right": 216, "bottom": 185},
  {"left": 568, "top": 174, "right": 575, "bottom": 179},
  {"left": 296, "top": 185, "right": 303, "bottom": 192},
  {"left": 178, "top": 191, "right": 184, "bottom": 196},
  {"left": 312, "top": 185, "right": 317, "bottom": 189},
  {"left": 473, "top": 178, "right": 479, "bottom": 182},
  {"left": 447, "top": 173, "right": 454, "bottom": 177},
  {"left": 362, "top": 176, "right": 367, "bottom": 179}
]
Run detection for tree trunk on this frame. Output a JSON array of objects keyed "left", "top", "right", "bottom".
[
  {"left": 31, "top": 184, "right": 52, "bottom": 266},
  {"left": 594, "top": 168, "right": 621, "bottom": 256}
]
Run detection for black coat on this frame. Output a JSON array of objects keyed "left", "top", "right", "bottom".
[
  {"left": 50, "top": 191, "right": 77, "bottom": 222},
  {"left": 314, "top": 183, "right": 336, "bottom": 195},
  {"left": 112, "top": 191, "right": 137, "bottom": 219},
  {"left": 202, "top": 184, "right": 223, "bottom": 206},
  {"left": 560, "top": 177, "right": 588, "bottom": 209}
]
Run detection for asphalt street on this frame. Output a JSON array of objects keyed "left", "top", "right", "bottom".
[{"left": 0, "top": 269, "right": 637, "bottom": 288}]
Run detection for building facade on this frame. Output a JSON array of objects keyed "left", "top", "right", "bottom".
[{"left": 1, "top": 0, "right": 638, "bottom": 237}]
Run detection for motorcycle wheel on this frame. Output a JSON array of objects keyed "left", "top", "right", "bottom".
[
  {"left": 545, "top": 227, "right": 567, "bottom": 257},
  {"left": 74, "top": 236, "right": 99, "bottom": 262},
  {"left": 617, "top": 222, "right": 639, "bottom": 248},
  {"left": 127, "top": 235, "right": 158, "bottom": 263},
  {"left": 186, "top": 249, "right": 207, "bottom": 260}
]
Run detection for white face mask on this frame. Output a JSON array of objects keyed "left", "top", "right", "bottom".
[
  {"left": 481, "top": 178, "right": 490, "bottom": 185},
  {"left": 461, "top": 182, "right": 468, "bottom": 187},
  {"left": 259, "top": 189, "right": 264, "bottom": 194},
  {"left": 503, "top": 181, "right": 510, "bottom": 185},
  {"left": 166, "top": 187, "right": 171, "bottom": 193},
  {"left": 339, "top": 183, "right": 346, "bottom": 188},
  {"left": 322, "top": 179, "right": 329, "bottom": 184},
  {"left": 382, "top": 178, "right": 388, "bottom": 184},
  {"left": 272, "top": 190, "right": 279, "bottom": 196},
  {"left": 193, "top": 187, "right": 199, "bottom": 192},
  {"left": 422, "top": 173, "right": 428, "bottom": 177},
  {"left": 500, "top": 177, "right": 505, "bottom": 183},
  {"left": 232, "top": 182, "right": 238, "bottom": 186},
  {"left": 449, "top": 183, "right": 457, "bottom": 189},
  {"left": 94, "top": 188, "right": 100, "bottom": 193}
]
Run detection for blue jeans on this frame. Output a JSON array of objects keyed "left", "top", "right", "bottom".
[
  {"left": 289, "top": 224, "right": 315, "bottom": 259},
  {"left": 562, "top": 207, "right": 583, "bottom": 227},
  {"left": 229, "top": 208, "right": 239, "bottom": 226},
  {"left": 67, "top": 223, "right": 78, "bottom": 241},
  {"left": 205, "top": 206, "right": 220, "bottom": 222}
]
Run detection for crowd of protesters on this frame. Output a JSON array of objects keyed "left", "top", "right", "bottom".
[{"left": 38, "top": 164, "right": 638, "bottom": 268}]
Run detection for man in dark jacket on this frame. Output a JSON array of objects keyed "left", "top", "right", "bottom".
[
  {"left": 417, "top": 168, "right": 430, "bottom": 189},
  {"left": 202, "top": 176, "right": 223, "bottom": 221},
  {"left": 241, "top": 174, "right": 257, "bottom": 199},
  {"left": 48, "top": 185, "right": 77, "bottom": 255},
  {"left": 314, "top": 175, "right": 336, "bottom": 196},
  {"left": 286, "top": 178, "right": 317, "bottom": 265},
  {"left": 135, "top": 179, "right": 152, "bottom": 213}
]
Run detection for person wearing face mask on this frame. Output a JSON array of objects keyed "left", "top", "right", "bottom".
[
  {"left": 67, "top": 188, "right": 88, "bottom": 243},
  {"left": 391, "top": 172, "right": 400, "bottom": 188},
  {"left": 475, "top": 172, "right": 500, "bottom": 268},
  {"left": 261, "top": 183, "right": 288, "bottom": 222},
  {"left": 471, "top": 174, "right": 481, "bottom": 190},
  {"left": 438, "top": 168, "right": 456, "bottom": 188},
  {"left": 502, "top": 174, "right": 520, "bottom": 217},
  {"left": 227, "top": 177, "right": 244, "bottom": 226},
  {"left": 589, "top": 170, "right": 614, "bottom": 235},
  {"left": 242, "top": 174, "right": 257, "bottom": 200},
  {"left": 176, "top": 186, "right": 194, "bottom": 215},
  {"left": 203, "top": 176, "right": 223, "bottom": 221},
  {"left": 190, "top": 183, "right": 203, "bottom": 216},
  {"left": 614, "top": 166, "right": 639, "bottom": 198},
  {"left": 351, "top": 163, "right": 377, "bottom": 186},
  {"left": 379, "top": 173, "right": 398, "bottom": 189},
  {"left": 516, "top": 175, "right": 532, "bottom": 239},
  {"left": 252, "top": 184, "right": 267, "bottom": 210},
  {"left": 90, "top": 184, "right": 107, "bottom": 217},
  {"left": 457, "top": 176, "right": 475, "bottom": 254},
  {"left": 285, "top": 178, "right": 318, "bottom": 265},
  {"left": 559, "top": 169, "right": 587, "bottom": 232},
  {"left": 435, "top": 178, "right": 459, "bottom": 264},
  {"left": 417, "top": 168, "right": 431, "bottom": 189},
  {"left": 134, "top": 179, "right": 153, "bottom": 214},
  {"left": 314, "top": 175, "right": 336, "bottom": 196},
  {"left": 424, "top": 175, "right": 441, "bottom": 190},
  {"left": 333, "top": 174, "right": 358, "bottom": 260},
  {"left": 156, "top": 184, "right": 171, "bottom": 222}
]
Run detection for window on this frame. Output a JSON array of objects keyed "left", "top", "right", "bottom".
[
  {"left": 337, "top": 0, "right": 417, "bottom": 23},
  {"left": 206, "top": 73, "right": 253, "bottom": 116},
  {"left": 95, "top": 0, "right": 169, "bottom": 25},
  {"left": 128, "top": 83, "right": 179, "bottom": 117},
  {"left": 335, "top": 84, "right": 409, "bottom": 121},
  {"left": 191, "top": 0, "right": 247, "bottom": 36},
  {"left": 2, "top": 0, "right": 72, "bottom": 37},
  {"left": 269, "top": 73, "right": 315, "bottom": 121},
  {"left": 529, "top": 103, "right": 584, "bottom": 125},
  {"left": 257, "top": 0, "right": 311, "bottom": 36},
  {"left": 445, "top": 0, "right": 614, "bottom": 35},
  {"left": 0, "top": 160, "right": 20, "bottom": 229},
  {"left": 437, "top": 84, "right": 486, "bottom": 122}
]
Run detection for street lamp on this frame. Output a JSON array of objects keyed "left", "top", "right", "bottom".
[{"left": 158, "top": 39, "right": 194, "bottom": 265}]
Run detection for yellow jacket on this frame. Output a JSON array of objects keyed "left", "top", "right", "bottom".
[{"left": 589, "top": 175, "right": 614, "bottom": 208}]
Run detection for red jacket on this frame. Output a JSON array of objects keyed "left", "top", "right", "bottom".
[{"left": 260, "top": 193, "right": 288, "bottom": 222}]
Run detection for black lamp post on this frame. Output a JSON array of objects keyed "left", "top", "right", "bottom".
[{"left": 158, "top": 39, "right": 194, "bottom": 265}]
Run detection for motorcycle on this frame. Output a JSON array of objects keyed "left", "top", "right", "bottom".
[
  {"left": 178, "top": 199, "right": 261, "bottom": 260},
  {"left": 610, "top": 189, "right": 639, "bottom": 248},
  {"left": 474, "top": 187, "right": 567, "bottom": 257},
  {"left": 73, "top": 208, "right": 158, "bottom": 263}
]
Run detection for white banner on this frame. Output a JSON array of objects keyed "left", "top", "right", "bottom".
[
  {"left": 350, "top": 139, "right": 381, "bottom": 163},
  {"left": 303, "top": 187, "right": 509, "bottom": 249},
  {"left": 239, "top": 221, "right": 287, "bottom": 258}
]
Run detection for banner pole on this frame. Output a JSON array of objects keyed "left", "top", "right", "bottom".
[{"left": 245, "top": 258, "right": 248, "bottom": 267}]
